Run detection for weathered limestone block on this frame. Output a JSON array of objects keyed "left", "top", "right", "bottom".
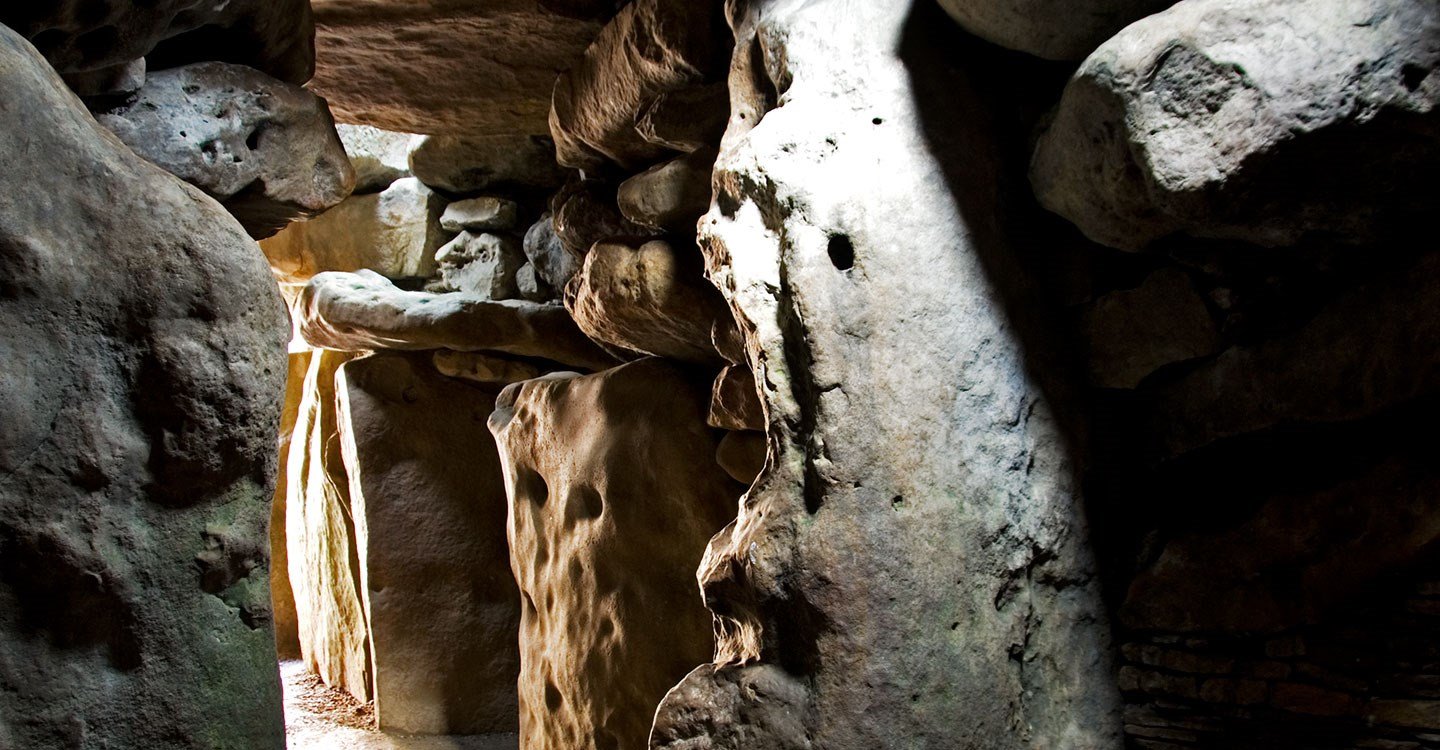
[
  {"left": 524, "top": 211, "right": 585, "bottom": 292},
  {"left": 432, "top": 232, "right": 527, "bottom": 299},
  {"left": 1147, "top": 251, "right": 1440, "bottom": 459},
  {"left": 309, "top": 0, "right": 607, "bottom": 135},
  {"left": 272, "top": 350, "right": 315, "bottom": 660},
  {"left": 566, "top": 239, "right": 734, "bottom": 364},
  {"left": 409, "top": 135, "right": 568, "bottom": 195},
  {"left": 709, "top": 365, "right": 764, "bottom": 431},
  {"left": 260, "top": 177, "right": 447, "bottom": 283},
  {"left": 0, "top": 0, "right": 313, "bottom": 83},
  {"left": 552, "top": 177, "right": 661, "bottom": 256},
  {"left": 0, "top": 26, "right": 288, "bottom": 749},
  {"left": 651, "top": 1, "right": 1121, "bottom": 747},
  {"left": 935, "top": 0, "right": 1176, "bottom": 60},
  {"left": 336, "top": 354, "right": 521, "bottom": 734},
  {"left": 97, "top": 62, "right": 355, "bottom": 239},
  {"left": 549, "top": 0, "right": 731, "bottom": 171},
  {"left": 1081, "top": 268, "right": 1219, "bottom": 389},
  {"left": 618, "top": 148, "right": 717, "bottom": 233},
  {"left": 433, "top": 350, "right": 546, "bottom": 386},
  {"left": 1031, "top": 0, "right": 1440, "bottom": 251},
  {"left": 286, "top": 350, "right": 371, "bottom": 703},
  {"left": 298, "top": 270, "right": 618, "bottom": 371},
  {"left": 489, "top": 358, "right": 742, "bottom": 750},
  {"left": 441, "top": 197, "right": 520, "bottom": 232},
  {"left": 337, "top": 124, "right": 413, "bottom": 194}
]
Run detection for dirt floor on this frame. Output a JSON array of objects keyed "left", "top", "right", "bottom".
[{"left": 280, "top": 660, "right": 519, "bottom": 750}]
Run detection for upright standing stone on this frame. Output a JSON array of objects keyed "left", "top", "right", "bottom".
[
  {"left": 651, "top": 1, "right": 1121, "bottom": 747},
  {"left": 489, "top": 359, "right": 742, "bottom": 750},
  {"left": 336, "top": 353, "right": 522, "bottom": 735},
  {"left": 271, "top": 349, "right": 315, "bottom": 660},
  {"left": 286, "top": 350, "right": 372, "bottom": 703},
  {"left": 0, "top": 26, "right": 288, "bottom": 750}
]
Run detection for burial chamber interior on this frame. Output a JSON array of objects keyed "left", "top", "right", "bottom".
[{"left": 2, "top": 0, "right": 1440, "bottom": 749}]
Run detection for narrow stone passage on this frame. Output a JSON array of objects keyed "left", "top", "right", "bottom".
[{"left": 281, "top": 661, "right": 518, "bottom": 750}]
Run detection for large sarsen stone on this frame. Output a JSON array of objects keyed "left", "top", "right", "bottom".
[
  {"left": 0, "top": 25, "right": 288, "bottom": 750},
  {"left": 489, "top": 358, "right": 742, "bottom": 750},
  {"left": 97, "top": 62, "right": 355, "bottom": 240},
  {"left": 337, "top": 353, "right": 521, "bottom": 734},
  {"left": 1031, "top": 0, "right": 1440, "bottom": 251},
  {"left": 651, "top": 1, "right": 1121, "bottom": 747},
  {"left": 309, "top": 0, "right": 607, "bottom": 135}
]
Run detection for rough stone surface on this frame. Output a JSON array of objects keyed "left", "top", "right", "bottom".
[
  {"left": 1147, "top": 251, "right": 1440, "bottom": 459},
  {"left": 441, "top": 198, "right": 520, "bottom": 233},
  {"left": 618, "top": 148, "right": 717, "bottom": 233},
  {"left": 549, "top": 0, "right": 731, "bottom": 171},
  {"left": 337, "top": 354, "right": 521, "bottom": 734},
  {"left": 286, "top": 350, "right": 371, "bottom": 704},
  {"left": 432, "top": 232, "right": 527, "bottom": 300},
  {"left": 566, "top": 239, "right": 734, "bottom": 365},
  {"left": 272, "top": 350, "right": 315, "bottom": 661},
  {"left": 62, "top": 57, "right": 145, "bottom": 98},
  {"left": 1031, "top": 0, "right": 1440, "bottom": 251},
  {"left": 260, "top": 177, "right": 447, "bottom": 283},
  {"left": 433, "top": 351, "right": 546, "bottom": 386},
  {"left": 0, "top": 26, "right": 288, "bottom": 749},
  {"left": 650, "top": 1, "right": 1121, "bottom": 746},
  {"left": 409, "top": 135, "right": 568, "bottom": 195},
  {"left": 338, "top": 124, "right": 414, "bottom": 194},
  {"left": 298, "top": 270, "right": 618, "bottom": 372},
  {"left": 1081, "top": 268, "right": 1219, "bottom": 389},
  {"left": 97, "top": 62, "right": 355, "bottom": 240},
  {"left": 551, "top": 177, "right": 661, "bottom": 257},
  {"left": 524, "top": 212, "right": 585, "bottom": 291},
  {"left": 489, "top": 359, "right": 742, "bottom": 750},
  {"left": 0, "top": 0, "right": 314, "bottom": 83},
  {"left": 935, "top": 0, "right": 1176, "bottom": 60},
  {"left": 709, "top": 365, "right": 764, "bottom": 431},
  {"left": 636, "top": 82, "right": 730, "bottom": 154},
  {"left": 715, "top": 430, "right": 766, "bottom": 486},
  {"left": 308, "top": 0, "right": 606, "bottom": 135},
  {"left": 515, "top": 263, "right": 555, "bottom": 303}
]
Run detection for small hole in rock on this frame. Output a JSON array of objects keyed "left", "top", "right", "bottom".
[
  {"left": 827, "top": 234, "right": 855, "bottom": 271},
  {"left": 1402, "top": 63, "right": 1427, "bottom": 92}
]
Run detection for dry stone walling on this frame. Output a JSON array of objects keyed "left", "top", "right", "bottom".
[
  {"left": 268, "top": 0, "right": 755, "bottom": 743},
  {"left": 0, "top": 23, "right": 290, "bottom": 750},
  {"left": 268, "top": 108, "right": 629, "bottom": 735}
]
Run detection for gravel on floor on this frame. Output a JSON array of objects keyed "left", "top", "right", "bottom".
[{"left": 281, "top": 660, "right": 519, "bottom": 750}]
